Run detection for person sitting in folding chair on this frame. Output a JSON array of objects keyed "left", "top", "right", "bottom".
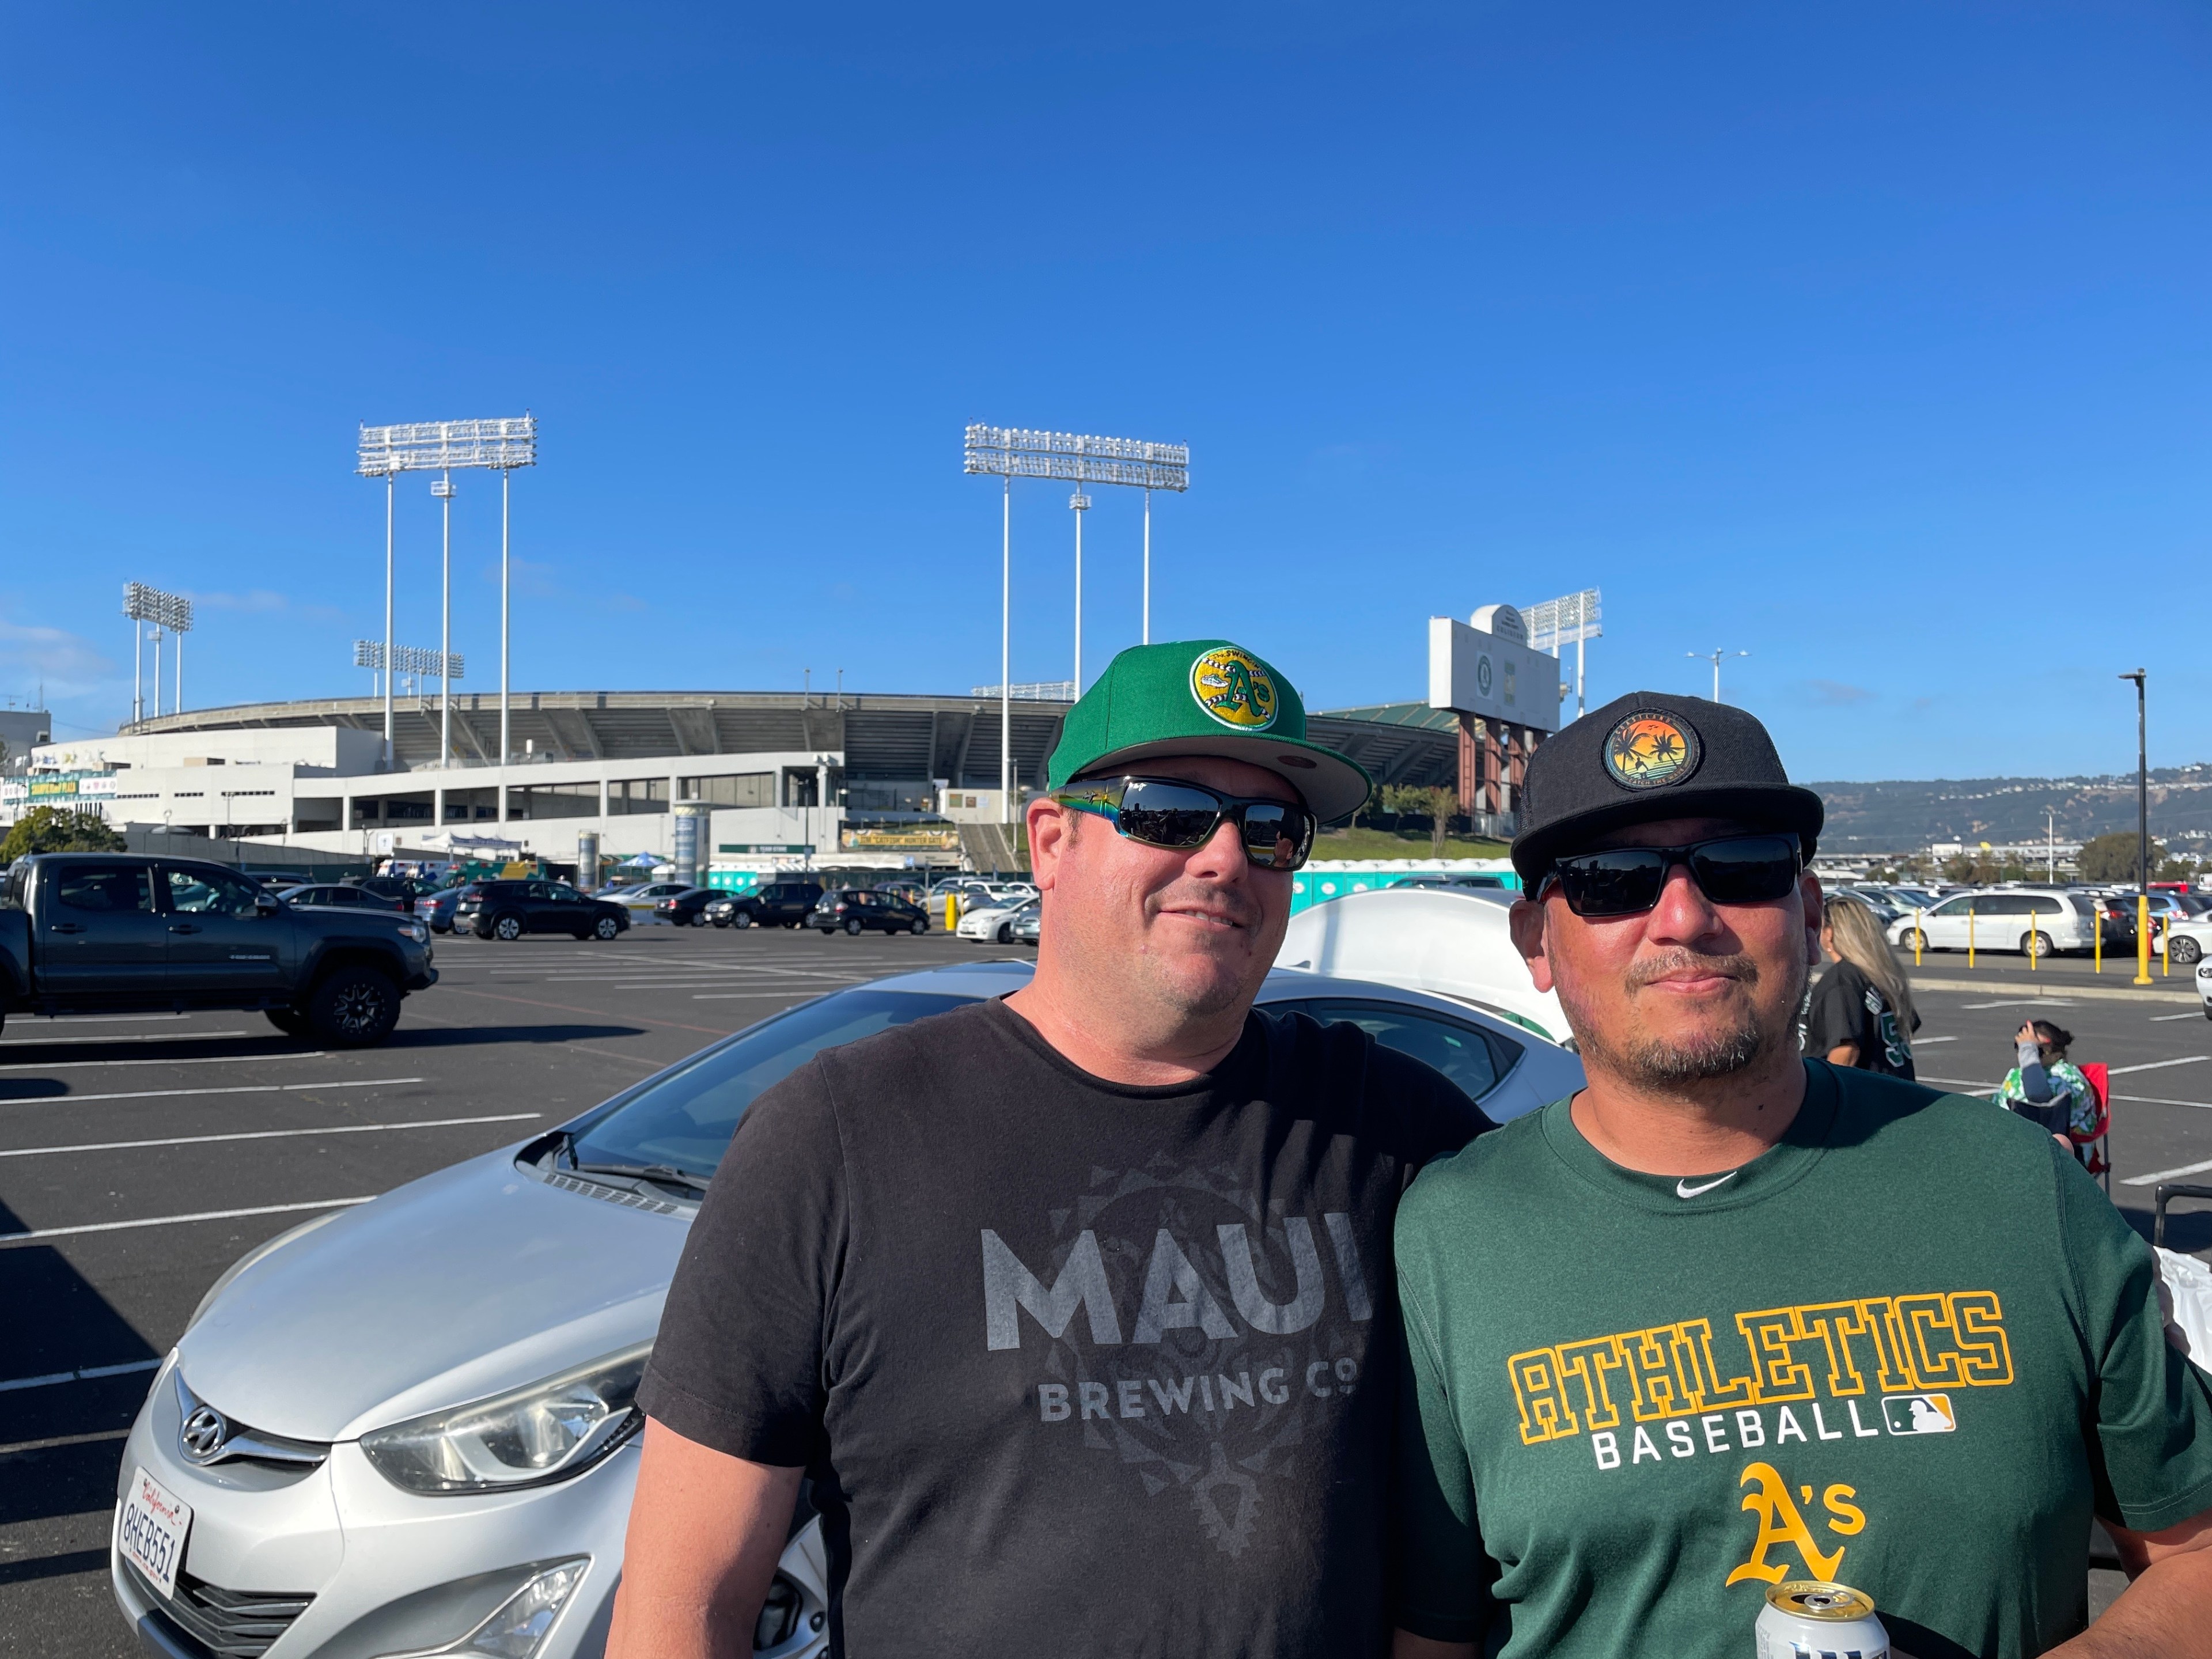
[{"left": 1995, "top": 1018, "right": 2103, "bottom": 1171}]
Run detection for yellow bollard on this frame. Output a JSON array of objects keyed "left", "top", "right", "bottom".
[
  {"left": 2029, "top": 914, "right": 2038, "bottom": 973},
  {"left": 1968, "top": 903, "right": 1976, "bottom": 969},
  {"left": 945, "top": 892, "right": 961, "bottom": 931},
  {"left": 2163, "top": 912, "right": 2172, "bottom": 978},
  {"left": 2095, "top": 909, "right": 2103, "bottom": 974},
  {"left": 1912, "top": 908, "right": 1923, "bottom": 967},
  {"left": 2136, "top": 893, "right": 2153, "bottom": 987}
]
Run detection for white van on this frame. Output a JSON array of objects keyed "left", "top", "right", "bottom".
[{"left": 1886, "top": 887, "right": 2103, "bottom": 956}]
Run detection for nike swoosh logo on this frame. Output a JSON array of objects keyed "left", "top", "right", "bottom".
[{"left": 1676, "top": 1173, "right": 1738, "bottom": 1199}]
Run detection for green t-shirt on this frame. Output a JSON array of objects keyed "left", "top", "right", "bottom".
[{"left": 1393, "top": 1061, "right": 2212, "bottom": 1659}]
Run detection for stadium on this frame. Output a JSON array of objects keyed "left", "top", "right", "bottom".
[{"left": 17, "top": 685, "right": 1468, "bottom": 872}]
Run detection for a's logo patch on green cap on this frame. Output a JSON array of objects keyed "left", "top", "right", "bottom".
[{"left": 1190, "top": 646, "right": 1279, "bottom": 731}]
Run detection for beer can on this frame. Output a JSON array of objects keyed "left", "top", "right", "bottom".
[{"left": 1755, "top": 1580, "right": 1889, "bottom": 1659}]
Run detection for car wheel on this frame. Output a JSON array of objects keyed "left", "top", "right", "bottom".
[
  {"left": 844, "top": 916, "right": 863, "bottom": 935},
  {"left": 264, "top": 1006, "right": 311, "bottom": 1038},
  {"left": 911, "top": 915, "right": 927, "bottom": 935},
  {"left": 593, "top": 914, "right": 622, "bottom": 941},
  {"left": 690, "top": 911, "right": 710, "bottom": 927},
  {"left": 997, "top": 922, "right": 1013, "bottom": 943},
  {"left": 2174, "top": 937, "right": 2204, "bottom": 966},
  {"left": 1901, "top": 929, "right": 1929, "bottom": 952},
  {"left": 2020, "top": 931, "right": 2054, "bottom": 959},
  {"left": 732, "top": 910, "right": 753, "bottom": 929},
  {"left": 307, "top": 967, "right": 400, "bottom": 1047},
  {"left": 493, "top": 913, "right": 524, "bottom": 942}
]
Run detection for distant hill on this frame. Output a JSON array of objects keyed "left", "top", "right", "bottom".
[{"left": 1809, "top": 764, "right": 2212, "bottom": 851}]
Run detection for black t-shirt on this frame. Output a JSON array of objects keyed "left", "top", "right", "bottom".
[
  {"left": 1805, "top": 959, "right": 1918, "bottom": 1079},
  {"left": 638, "top": 995, "right": 1490, "bottom": 1658}
]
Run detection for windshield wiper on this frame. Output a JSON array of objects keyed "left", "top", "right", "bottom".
[
  {"left": 544, "top": 1133, "right": 707, "bottom": 1197},
  {"left": 571, "top": 1160, "right": 709, "bottom": 1197}
]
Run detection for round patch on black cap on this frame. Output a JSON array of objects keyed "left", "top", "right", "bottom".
[{"left": 1604, "top": 710, "right": 1701, "bottom": 790}]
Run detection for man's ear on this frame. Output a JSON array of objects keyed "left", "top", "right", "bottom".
[
  {"left": 1800, "top": 873, "right": 1824, "bottom": 967},
  {"left": 1509, "top": 897, "right": 1556, "bottom": 993},
  {"left": 1028, "top": 797, "right": 1071, "bottom": 890}
]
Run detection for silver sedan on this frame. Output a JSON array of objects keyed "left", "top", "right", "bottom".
[{"left": 111, "top": 962, "right": 1581, "bottom": 1659}]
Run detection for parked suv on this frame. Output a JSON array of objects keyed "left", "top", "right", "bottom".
[
  {"left": 707, "top": 881, "right": 825, "bottom": 929},
  {"left": 457, "top": 880, "right": 631, "bottom": 941},
  {"left": 1887, "top": 887, "right": 2107, "bottom": 956},
  {"left": 804, "top": 888, "right": 931, "bottom": 936}
]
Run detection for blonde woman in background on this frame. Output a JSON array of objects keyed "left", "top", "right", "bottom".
[{"left": 1806, "top": 891, "right": 1921, "bottom": 1078}]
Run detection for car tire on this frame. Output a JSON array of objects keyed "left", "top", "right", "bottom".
[
  {"left": 307, "top": 967, "right": 400, "bottom": 1047},
  {"left": 593, "top": 914, "right": 622, "bottom": 941},
  {"left": 1902, "top": 929, "right": 1930, "bottom": 952},
  {"left": 265, "top": 1006, "right": 311, "bottom": 1038},
  {"left": 732, "top": 910, "right": 753, "bottom": 929},
  {"left": 844, "top": 917, "right": 863, "bottom": 935},
  {"left": 492, "top": 912, "right": 525, "bottom": 942},
  {"left": 2174, "top": 937, "right": 2204, "bottom": 966},
  {"left": 690, "top": 912, "right": 710, "bottom": 927},
  {"left": 2020, "top": 931, "right": 2054, "bottom": 959},
  {"left": 997, "top": 922, "right": 1013, "bottom": 944},
  {"left": 911, "top": 916, "right": 927, "bottom": 935}
]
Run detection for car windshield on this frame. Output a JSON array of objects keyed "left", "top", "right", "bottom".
[{"left": 567, "top": 990, "right": 968, "bottom": 1180}]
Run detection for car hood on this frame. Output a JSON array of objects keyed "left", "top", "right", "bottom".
[{"left": 176, "top": 1148, "right": 687, "bottom": 1444}]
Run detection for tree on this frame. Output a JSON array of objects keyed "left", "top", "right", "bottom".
[
  {"left": 1381, "top": 783, "right": 1460, "bottom": 858},
  {"left": 0, "top": 805, "right": 126, "bottom": 863},
  {"left": 2077, "top": 831, "right": 2161, "bottom": 885}
]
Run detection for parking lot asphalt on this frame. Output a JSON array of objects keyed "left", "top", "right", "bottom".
[
  {"left": 0, "top": 920, "right": 1022, "bottom": 1657},
  {"left": 1, "top": 928, "right": 2203, "bottom": 1654}
]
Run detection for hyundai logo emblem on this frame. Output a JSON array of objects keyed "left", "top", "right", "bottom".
[{"left": 180, "top": 1404, "right": 230, "bottom": 1463}]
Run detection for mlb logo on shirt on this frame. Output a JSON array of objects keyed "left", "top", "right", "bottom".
[{"left": 1882, "top": 1393, "right": 1956, "bottom": 1434}]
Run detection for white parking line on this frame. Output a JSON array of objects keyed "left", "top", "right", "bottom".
[
  {"left": 35, "top": 1013, "right": 190, "bottom": 1025},
  {"left": 0, "top": 1029, "right": 248, "bottom": 1047},
  {"left": 2152, "top": 1012, "right": 2208, "bottom": 1022},
  {"left": 2107, "top": 1056, "right": 2210, "bottom": 1075},
  {"left": 0, "top": 1077, "right": 424, "bottom": 1109},
  {"left": 693, "top": 991, "right": 836, "bottom": 1001},
  {"left": 0, "top": 1196, "right": 373, "bottom": 1247},
  {"left": 2123, "top": 1157, "right": 2212, "bottom": 1187},
  {"left": 1915, "top": 1036, "right": 1959, "bottom": 1044},
  {"left": 0, "top": 1049, "right": 328, "bottom": 1073},
  {"left": 0, "top": 1358, "right": 162, "bottom": 1394},
  {"left": 0, "top": 1113, "right": 539, "bottom": 1159},
  {"left": 1960, "top": 999, "right": 2079, "bottom": 1010}
]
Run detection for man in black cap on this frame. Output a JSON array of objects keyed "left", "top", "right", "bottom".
[{"left": 1390, "top": 693, "right": 2212, "bottom": 1659}]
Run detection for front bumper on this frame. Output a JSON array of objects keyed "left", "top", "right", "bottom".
[{"left": 111, "top": 1355, "right": 639, "bottom": 1659}]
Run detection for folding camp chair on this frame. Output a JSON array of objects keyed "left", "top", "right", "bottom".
[{"left": 2075, "top": 1062, "right": 2111, "bottom": 1195}]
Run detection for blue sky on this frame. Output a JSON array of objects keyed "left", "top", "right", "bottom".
[{"left": 2, "top": 3, "right": 2207, "bottom": 779}]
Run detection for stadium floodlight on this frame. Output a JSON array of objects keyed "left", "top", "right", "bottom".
[
  {"left": 354, "top": 640, "right": 463, "bottom": 696},
  {"left": 964, "top": 426, "right": 1191, "bottom": 819},
  {"left": 1522, "top": 588, "right": 1601, "bottom": 720},
  {"left": 123, "top": 582, "right": 194, "bottom": 724},
  {"left": 357, "top": 414, "right": 536, "bottom": 771}
]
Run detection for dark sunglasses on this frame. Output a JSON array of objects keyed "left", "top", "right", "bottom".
[
  {"left": 1052, "top": 776, "right": 1318, "bottom": 871},
  {"left": 1540, "top": 832, "right": 1803, "bottom": 918}
]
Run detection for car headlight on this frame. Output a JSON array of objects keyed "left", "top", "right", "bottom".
[
  {"left": 403, "top": 920, "right": 430, "bottom": 943},
  {"left": 360, "top": 1344, "right": 649, "bottom": 1495}
]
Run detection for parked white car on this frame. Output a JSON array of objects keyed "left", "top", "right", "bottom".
[
  {"left": 604, "top": 881, "right": 693, "bottom": 924},
  {"left": 956, "top": 896, "right": 1036, "bottom": 944},
  {"left": 2156, "top": 915, "right": 2212, "bottom": 967},
  {"left": 112, "top": 961, "right": 1579, "bottom": 1659},
  {"left": 1885, "top": 887, "right": 2104, "bottom": 956}
]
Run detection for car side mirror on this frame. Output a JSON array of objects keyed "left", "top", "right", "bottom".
[{"left": 255, "top": 892, "right": 282, "bottom": 914}]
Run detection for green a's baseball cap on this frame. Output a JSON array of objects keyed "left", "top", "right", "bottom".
[{"left": 1046, "top": 640, "right": 1374, "bottom": 824}]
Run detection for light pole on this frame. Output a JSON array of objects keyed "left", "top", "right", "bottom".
[
  {"left": 2121, "top": 669, "right": 2150, "bottom": 985},
  {"left": 123, "top": 584, "right": 192, "bottom": 725},
  {"left": 357, "top": 415, "right": 537, "bottom": 774},
  {"left": 1070, "top": 488, "right": 1090, "bottom": 691},
  {"left": 1690, "top": 648, "right": 1750, "bottom": 703},
  {"left": 1524, "top": 589, "right": 1602, "bottom": 719},
  {"left": 964, "top": 426, "right": 1190, "bottom": 821}
]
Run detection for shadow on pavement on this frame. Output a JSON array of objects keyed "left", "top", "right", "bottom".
[{"left": 0, "top": 1547, "right": 108, "bottom": 1588}]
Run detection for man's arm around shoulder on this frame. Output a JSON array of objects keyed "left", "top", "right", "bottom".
[
  {"left": 605, "top": 1417, "right": 804, "bottom": 1659},
  {"left": 2050, "top": 1505, "right": 2212, "bottom": 1658}
]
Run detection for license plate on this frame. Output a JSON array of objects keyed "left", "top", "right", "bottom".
[{"left": 119, "top": 1465, "right": 192, "bottom": 1599}]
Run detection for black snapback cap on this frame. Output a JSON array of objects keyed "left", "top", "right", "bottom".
[{"left": 1512, "top": 691, "right": 1824, "bottom": 882}]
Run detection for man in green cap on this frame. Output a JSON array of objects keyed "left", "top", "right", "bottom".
[{"left": 612, "top": 641, "right": 1488, "bottom": 1657}]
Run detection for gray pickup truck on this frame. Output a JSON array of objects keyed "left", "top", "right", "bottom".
[{"left": 0, "top": 852, "right": 438, "bottom": 1046}]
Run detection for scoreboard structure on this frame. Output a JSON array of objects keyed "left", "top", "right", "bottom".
[{"left": 1427, "top": 604, "right": 1563, "bottom": 832}]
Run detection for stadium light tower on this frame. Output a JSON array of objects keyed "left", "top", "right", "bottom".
[
  {"left": 964, "top": 426, "right": 1190, "bottom": 820},
  {"left": 123, "top": 583, "right": 192, "bottom": 724},
  {"left": 1523, "top": 588, "right": 1601, "bottom": 719},
  {"left": 357, "top": 416, "right": 537, "bottom": 771}
]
